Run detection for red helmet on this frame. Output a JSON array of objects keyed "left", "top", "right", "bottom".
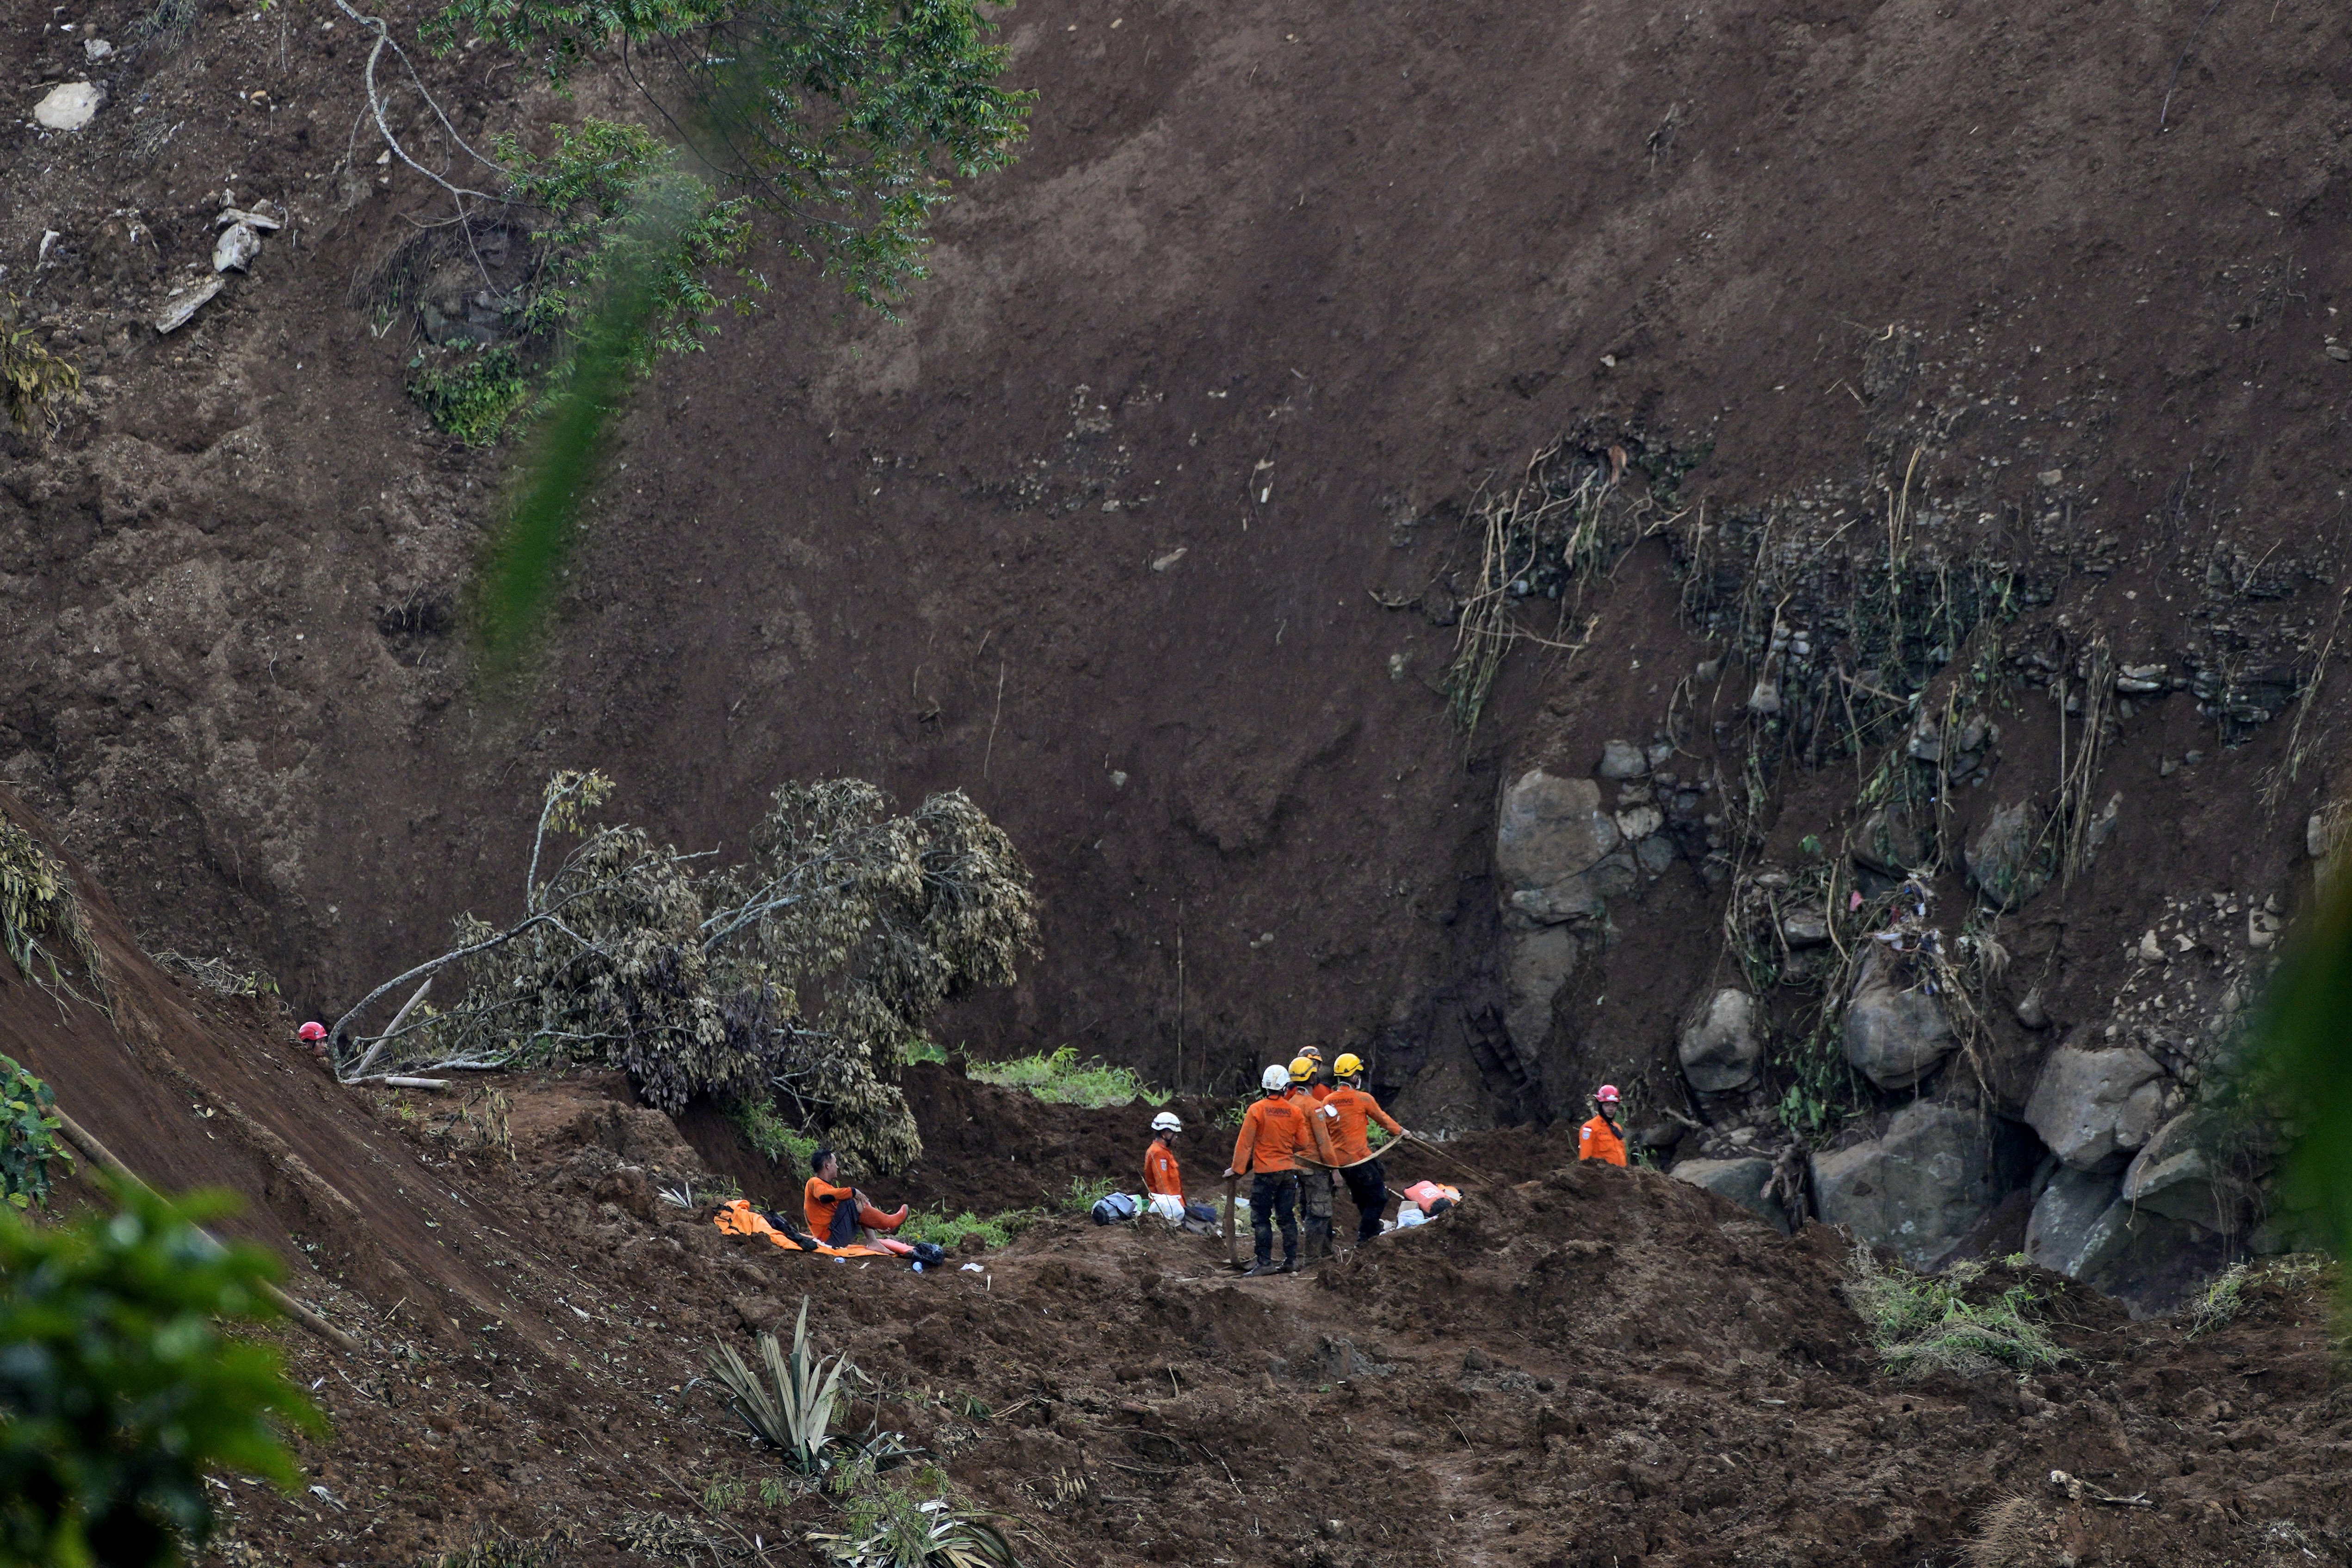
[
  {"left": 1595, "top": 1084, "right": 1620, "bottom": 1103},
  {"left": 298, "top": 1022, "right": 327, "bottom": 1043}
]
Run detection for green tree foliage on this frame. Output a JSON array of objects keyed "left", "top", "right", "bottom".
[
  {"left": 0, "top": 1182, "right": 324, "bottom": 1568},
  {"left": 0, "top": 819, "right": 101, "bottom": 998},
  {"left": 337, "top": 771, "right": 1037, "bottom": 1170},
  {"left": 434, "top": 0, "right": 1030, "bottom": 312},
  {"left": 0, "top": 1055, "right": 72, "bottom": 1210}
]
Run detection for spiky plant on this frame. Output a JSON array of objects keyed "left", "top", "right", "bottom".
[{"left": 707, "top": 1298, "right": 854, "bottom": 1474}]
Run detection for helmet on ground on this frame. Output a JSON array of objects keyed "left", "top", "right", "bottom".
[
  {"left": 1151, "top": 1111, "right": 1182, "bottom": 1134},
  {"left": 1261, "top": 1063, "right": 1290, "bottom": 1093},
  {"left": 1595, "top": 1084, "right": 1621, "bottom": 1104},
  {"left": 1288, "top": 1056, "right": 1316, "bottom": 1083},
  {"left": 298, "top": 1021, "right": 327, "bottom": 1043}
]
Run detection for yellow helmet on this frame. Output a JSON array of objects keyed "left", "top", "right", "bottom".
[
  {"left": 1287, "top": 1056, "right": 1316, "bottom": 1083},
  {"left": 1333, "top": 1052, "right": 1364, "bottom": 1078}
]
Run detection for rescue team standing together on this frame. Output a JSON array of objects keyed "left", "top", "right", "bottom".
[{"left": 790, "top": 1053, "right": 1633, "bottom": 1270}]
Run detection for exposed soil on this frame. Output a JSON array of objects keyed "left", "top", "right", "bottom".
[
  {"left": 4, "top": 807, "right": 2349, "bottom": 1568},
  {"left": 5, "top": 0, "right": 2351, "bottom": 1136}
]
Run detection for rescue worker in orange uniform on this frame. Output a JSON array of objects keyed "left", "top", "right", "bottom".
[
  {"left": 1577, "top": 1084, "right": 1629, "bottom": 1167},
  {"left": 1283, "top": 1055, "right": 1345, "bottom": 1260},
  {"left": 1315, "top": 1053, "right": 1413, "bottom": 1245},
  {"left": 1225, "top": 1062, "right": 1340, "bottom": 1275},
  {"left": 1143, "top": 1110, "right": 1186, "bottom": 1222},
  {"left": 804, "top": 1148, "right": 908, "bottom": 1247}
]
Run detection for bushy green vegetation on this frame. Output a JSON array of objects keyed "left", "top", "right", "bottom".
[
  {"left": 0, "top": 1055, "right": 71, "bottom": 1210},
  {"left": 728, "top": 1095, "right": 820, "bottom": 1171},
  {"left": 0, "top": 819, "right": 101, "bottom": 1000},
  {"left": 0, "top": 1181, "right": 323, "bottom": 1567},
  {"left": 966, "top": 1045, "right": 1168, "bottom": 1110},
  {"left": 897, "top": 1207, "right": 1040, "bottom": 1252},
  {"left": 809, "top": 1459, "right": 1018, "bottom": 1568},
  {"left": 1061, "top": 1175, "right": 1118, "bottom": 1215},
  {"left": 407, "top": 345, "right": 531, "bottom": 446},
  {"left": 1843, "top": 1247, "right": 2064, "bottom": 1378}
]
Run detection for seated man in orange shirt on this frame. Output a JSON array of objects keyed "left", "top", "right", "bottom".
[{"left": 803, "top": 1148, "right": 908, "bottom": 1248}]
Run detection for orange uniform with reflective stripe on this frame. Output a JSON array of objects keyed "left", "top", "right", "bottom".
[
  {"left": 804, "top": 1176, "right": 854, "bottom": 1237},
  {"left": 1144, "top": 1139, "right": 1183, "bottom": 1197},
  {"left": 1578, "top": 1114, "right": 1628, "bottom": 1167},
  {"left": 1231, "top": 1093, "right": 1336, "bottom": 1174},
  {"left": 1315, "top": 1085, "right": 1403, "bottom": 1165}
]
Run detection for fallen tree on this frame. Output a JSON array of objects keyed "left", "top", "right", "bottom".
[{"left": 332, "top": 771, "right": 1036, "bottom": 1169}]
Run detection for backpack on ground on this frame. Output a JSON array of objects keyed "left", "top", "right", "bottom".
[
  {"left": 1091, "top": 1191, "right": 1140, "bottom": 1225},
  {"left": 911, "top": 1241, "right": 946, "bottom": 1266}
]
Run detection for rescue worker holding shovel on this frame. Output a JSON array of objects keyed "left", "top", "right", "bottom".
[
  {"left": 1316, "top": 1053, "right": 1413, "bottom": 1245},
  {"left": 1225, "top": 1062, "right": 1339, "bottom": 1276},
  {"left": 1286, "top": 1056, "right": 1342, "bottom": 1260}
]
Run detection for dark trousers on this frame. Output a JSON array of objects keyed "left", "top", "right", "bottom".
[
  {"left": 1249, "top": 1172, "right": 1300, "bottom": 1264},
  {"left": 825, "top": 1201, "right": 859, "bottom": 1248},
  {"left": 1343, "top": 1160, "right": 1388, "bottom": 1243}
]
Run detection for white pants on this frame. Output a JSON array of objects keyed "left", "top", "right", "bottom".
[{"left": 1146, "top": 1193, "right": 1186, "bottom": 1223}]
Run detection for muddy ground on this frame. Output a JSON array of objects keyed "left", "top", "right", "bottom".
[{"left": 3, "top": 811, "right": 2346, "bottom": 1568}]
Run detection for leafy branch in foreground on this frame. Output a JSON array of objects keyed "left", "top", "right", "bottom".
[
  {"left": 333, "top": 769, "right": 1037, "bottom": 1169},
  {"left": 0, "top": 1180, "right": 324, "bottom": 1568},
  {"left": 0, "top": 818, "right": 105, "bottom": 1007},
  {"left": 1, "top": 296, "right": 80, "bottom": 437}
]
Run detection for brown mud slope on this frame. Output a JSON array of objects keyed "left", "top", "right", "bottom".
[
  {"left": 7, "top": 0, "right": 2352, "bottom": 1119},
  {"left": 0, "top": 807, "right": 2345, "bottom": 1567}
]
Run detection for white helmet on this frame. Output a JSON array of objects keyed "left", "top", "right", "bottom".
[
  {"left": 1260, "top": 1063, "right": 1290, "bottom": 1093},
  {"left": 1151, "top": 1111, "right": 1182, "bottom": 1134}
]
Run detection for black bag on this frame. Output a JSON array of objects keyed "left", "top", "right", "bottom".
[
  {"left": 1091, "top": 1191, "right": 1140, "bottom": 1225},
  {"left": 911, "top": 1241, "right": 946, "bottom": 1266},
  {"left": 1184, "top": 1201, "right": 1217, "bottom": 1224}
]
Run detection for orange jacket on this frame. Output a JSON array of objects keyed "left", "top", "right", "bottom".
[
  {"left": 1315, "top": 1085, "right": 1403, "bottom": 1165},
  {"left": 1144, "top": 1139, "right": 1183, "bottom": 1197},
  {"left": 712, "top": 1199, "right": 890, "bottom": 1259},
  {"left": 804, "top": 1176, "right": 854, "bottom": 1237},
  {"left": 1307, "top": 1082, "right": 1333, "bottom": 1102},
  {"left": 1230, "top": 1093, "right": 1337, "bottom": 1174},
  {"left": 1578, "top": 1113, "right": 1628, "bottom": 1167}
]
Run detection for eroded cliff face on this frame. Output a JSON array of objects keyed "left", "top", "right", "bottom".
[{"left": 4, "top": 0, "right": 2349, "bottom": 1298}]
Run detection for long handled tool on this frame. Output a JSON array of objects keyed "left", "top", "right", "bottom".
[{"left": 52, "top": 1109, "right": 360, "bottom": 1353}]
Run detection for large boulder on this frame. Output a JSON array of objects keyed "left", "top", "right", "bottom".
[
  {"left": 1965, "top": 801, "right": 2050, "bottom": 911},
  {"left": 1851, "top": 802, "right": 1929, "bottom": 875},
  {"left": 1496, "top": 771, "right": 1621, "bottom": 897},
  {"left": 2024, "top": 1043, "right": 2165, "bottom": 1171},
  {"left": 2024, "top": 1167, "right": 2129, "bottom": 1279},
  {"left": 1670, "top": 1157, "right": 1790, "bottom": 1232},
  {"left": 1503, "top": 926, "right": 1580, "bottom": 1054},
  {"left": 1678, "top": 989, "right": 1762, "bottom": 1093},
  {"left": 1843, "top": 951, "right": 1956, "bottom": 1089},
  {"left": 2122, "top": 1112, "right": 2250, "bottom": 1232},
  {"left": 1811, "top": 1102, "right": 1998, "bottom": 1268}
]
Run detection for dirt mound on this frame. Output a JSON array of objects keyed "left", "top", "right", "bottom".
[{"left": 2, "top": 796, "right": 2345, "bottom": 1566}]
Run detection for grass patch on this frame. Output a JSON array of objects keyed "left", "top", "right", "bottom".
[
  {"left": 1061, "top": 1175, "right": 1119, "bottom": 1215},
  {"left": 1844, "top": 1246, "right": 2065, "bottom": 1378},
  {"left": 965, "top": 1044, "right": 1168, "bottom": 1109},
  {"left": 407, "top": 344, "right": 530, "bottom": 446},
  {"left": 2188, "top": 1254, "right": 2333, "bottom": 1340},
  {"left": 897, "top": 1206, "right": 1042, "bottom": 1252},
  {"left": 728, "top": 1094, "right": 820, "bottom": 1170}
]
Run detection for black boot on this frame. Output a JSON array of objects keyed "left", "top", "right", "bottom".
[
  {"left": 1276, "top": 1251, "right": 1301, "bottom": 1274},
  {"left": 1242, "top": 1253, "right": 1278, "bottom": 1277}
]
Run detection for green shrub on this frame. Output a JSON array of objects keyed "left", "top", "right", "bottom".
[
  {"left": 0, "top": 820, "right": 101, "bottom": 999},
  {"left": 897, "top": 1207, "right": 1039, "bottom": 1252},
  {"left": 0, "top": 1181, "right": 324, "bottom": 1567},
  {"left": 728, "top": 1096, "right": 819, "bottom": 1171},
  {"left": 1061, "top": 1175, "right": 1118, "bottom": 1215},
  {"left": 966, "top": 1045, "right": 1168, "bottom": 1110},
  {"left": 1843, "top": 1247, "right": 2064, "bottom": 1378},
  {"left": 0, "top": 1055, "right": 71, "bottom": 1210},
  {"left": 407, "top": 345, "right": 531, "bottom": 446}
]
